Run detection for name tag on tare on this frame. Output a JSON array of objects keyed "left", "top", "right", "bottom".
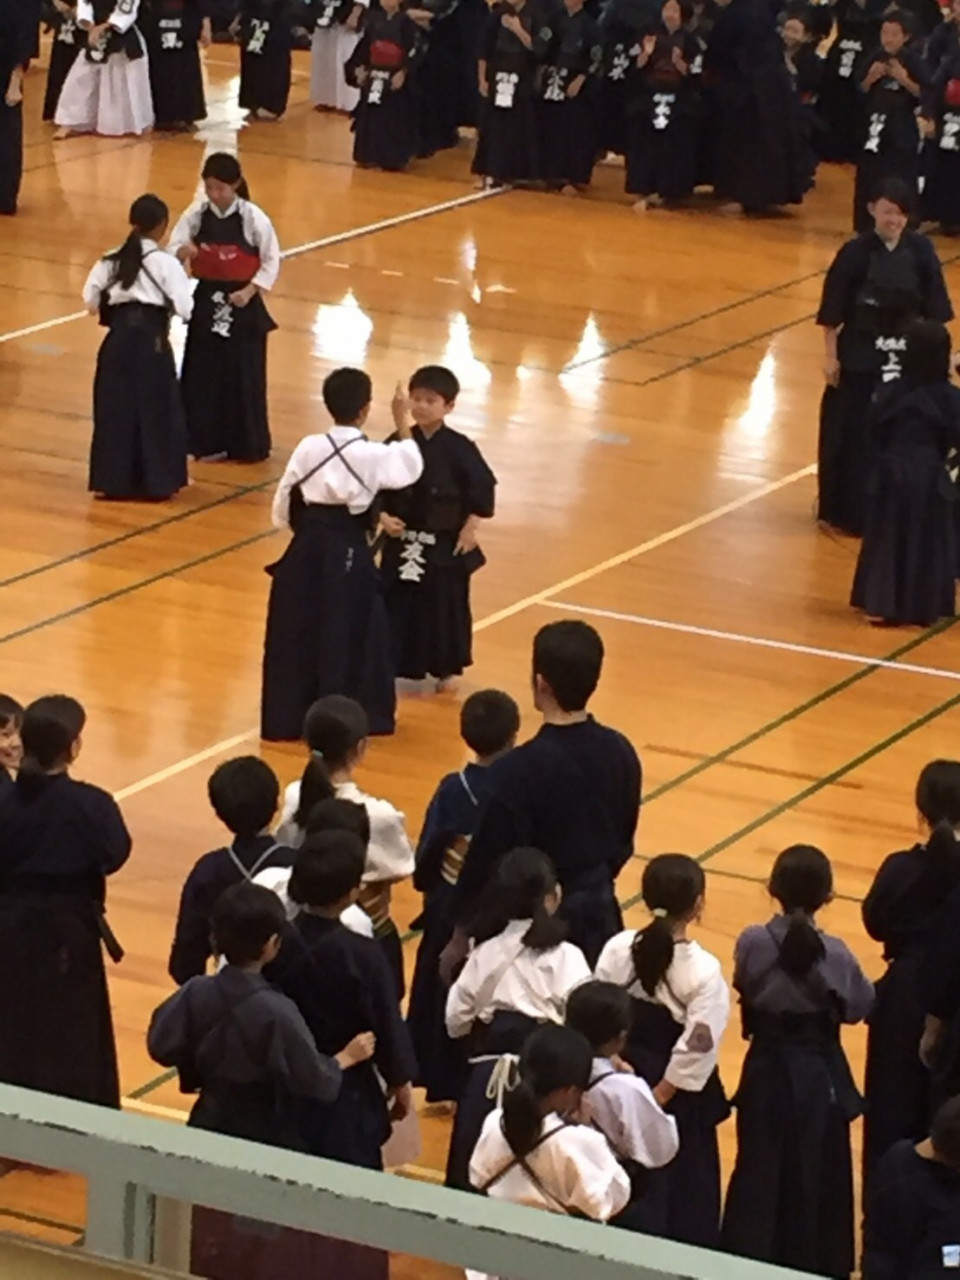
[{"left": 943, "top": 1244, "right": 960, "bottom": 1268}]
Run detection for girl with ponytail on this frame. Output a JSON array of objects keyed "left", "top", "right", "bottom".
[
  {"left": 595, "top": 853, "right": 730, "bottom": 1248},
  {"left": 864, "top": 759, "right": 960, "bottom": 1187},
  {"left": 276, "top": 695, "right": 414, "bottom": 998},
  {"left": 467, "top": 1024, "right": 630, "bottom": 1276},
  {"left": 444, "top": 848, "right": 591, "bottom": 1191},
  {"left": 723, "top": 845, "right": 873, "bottom": 1277},
  {"left": 0, "top": 695, "right": 131, "bottom": 1109},
  {"left": 81, "top": 194, "right": 194, "bottom": 501},
  {"left": 168, "top": 151, "right": 280, "bottom": 463}
]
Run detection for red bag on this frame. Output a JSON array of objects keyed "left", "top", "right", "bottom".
[
  {"left": 369, "top": 38, "right": 404, "bottom": 69},
  {"left": 192, "top": 242, "right": 261, "bottom": 283},
  {"left": 944, "top": 77, "right": 960, "bottom": 108}
]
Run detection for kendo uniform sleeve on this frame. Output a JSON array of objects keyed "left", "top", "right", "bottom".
[
  {"left": 445, "top": 945, "right": 487, "bottom": 1038},
  {"left": 817, "top": 238, "right": 864, "bottom": 328},
  {"left": 155, "top": 251, "right": 196, "bottom": 321},
  {"left": 82, "top": 258, "right": 112, "bottom": 310},
  {"left": 413, "top": 776, "right": 456, "bottom": 893},
  {"left": 454, "top": 759, "right": 532, "bottom": 916},
  {"left": 344, "top": 32, "right": 370, "bottom": 86},
  {"left": 589, "top": 1075, "right": 679, "bottom": 1168},
  {"left": 100, "top": 0, "right": 141, "bottom": 33},
  {"left": 240, "top": 202, "right": 281, "bottom": 291},
  {"left": 862, "top": 850, "right": 914, "bottom": 943},
  {"left": 552, "top": 1127, "right": 633, "bottom": 1221},
  {"left": 459, "top": 437, "right": 496, "bottom": 518},
  {"left": 663, "top": 962, "right": 730, "bottom": 1091},
  {"left": 913, "top": 234, "right": 955, "bottom": 322},
  {"left": 611, "top": 736, "right": 642, "bottom": 877},
  {"left": 167, "top": 201, "right": 204, "bottom": 257},
  {"left": 81, "top": 786, "right": 133, "bottom": 874},
  {"left": 824, "top": 935, "right": 875, "bottom": 1022},
  {"left": 266, "top": 992, "right": 343, "bottom": 1100},
  {"left": 169, "top": 861, "right": 214, "bottom": 984},
  {"left": 147, "top": 980, "right": 196, "bottom": 1069}
]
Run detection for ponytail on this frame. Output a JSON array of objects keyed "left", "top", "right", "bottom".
[
  {"left": 469, "top": 848, "right": 567, "bottom": 951},
  {"left": 236, "top": 176, "right": 251, "bottom": 202},
  {"left": 777, "top": 910, "right": 826, "bottom": 979},
  {"left": 501, "top": 1025, "right": 592, "bottom": 1158},
  {"left": 633, "top": 854, "right": 706, "bottom": 997},
  {"left": 924, "top": 819, "right": 960, "bottom": 897},
  {"left": 294, "top": 755, "right": 336, "bottom": 827},
  {"left": 105, "top": 193, "right": 169, "bottom": 291},
  {"left": 630, "top": 915, "right": 676, "bottom": 998},
  {"left": 768, "top": 844, "right": 833, "bottom": 980}
]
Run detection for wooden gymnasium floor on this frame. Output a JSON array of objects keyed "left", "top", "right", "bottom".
[{"left": 3, "top": 35, "right": 960, "bottom": 1272}]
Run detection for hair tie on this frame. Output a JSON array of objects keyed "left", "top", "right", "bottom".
[
  {"left": 651, "top": 907, "right": 668, "bottom": 919},
  {"left": 311, "top": 749, "right": 324, "bottom": 761}
]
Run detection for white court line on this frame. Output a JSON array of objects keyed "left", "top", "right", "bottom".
[
  {"left": 123, "top": 1097, "right": 188, "bottom": 1122},
  {"left": 0, "top": 188, "right": 505, "bottom": 347},
  {"left": 114, "top": 463, "right": 817, "bottom": 801},
  {"left": 541, "top": 600, "right": 960, "bottom": 682}
]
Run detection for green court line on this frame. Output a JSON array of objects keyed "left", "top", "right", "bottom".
[
  {"left": 126, "top": 1067, "right": 178, "bottom": 1100},
  {"left": 621, "top": 683, "right": 960, "bottom": 912}
]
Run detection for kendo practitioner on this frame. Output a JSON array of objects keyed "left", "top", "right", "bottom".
[
  {"left": 861, "top": 760, "right": 960, "bottom": 1192},
  {"left": 381, "top": 365, "right": 497, "bottom": 687},
  {"left": 816, "top": 177, "right": 953, "bottom": 536},
  {"left": 407, "top": 0, "right": 462, "bottom": 158},
  {"left": 781, "top": 6, "right": 825, "bottom": 189},
  {"left": 704, "top": 0, "right": 810, "bottom": 214},
  {"left": 260, "top": 367, "right": 424, "bottom": 743},
  {"left": 142, "top": 0, "right": 210, "bottom": 130},
  {"left": 0, "top": 696, "right": 131, "bottom": 1108},
  {"left": 236, "top": 0, "right": 296, "bottom": 119},
  {"left": 597, "top": 0, "right": 659, "bottom": 157},
  {"left": 43, "top": 0, "right": 86, "bottom": 122},
  {"left": 440, "top": 621, "right": 642, "bottom": 974},
  {"left": 309, "top": 0, "right": 366, "bottom": 112},
  {"left": 624, "top": 0, "right": 703, "bottom": 209},
  {"left": 537, "top": 0, "right": 604, "bottom": 192},
  {"left": 0, "top": 0, "right": 38, "bottom": 215},
  {"left": 345, "top": 0, "right": 422, "bottom": 171},
  {"left": 54, "top": 0, "right": 154, "bottom": 137},
  {"left": 471, "top": 0, "right": 549, "bottom": 186},
  {"left": 721, "top": 845, "right": 874, "bottom": 1279},
  {"left": 921, "top": 4, "right": 960, "bottom": 234},
  {"left": 863, "top": 1098, "right": 960, "bottom": 1280},
  {"left": 818, "top": 0, "right": 885, "bottom": 162},
  {"left": 853, "top": 10, "right": 928, "bottom": 233},
  {"left": 82, "top": 194, "right": 194, "bottom": 502},
  {"left": 169, "top": 152, "right": 281, "bottom": 463},
  {"left": 851, "top": 320, "right": 960, "bottom": 628}
]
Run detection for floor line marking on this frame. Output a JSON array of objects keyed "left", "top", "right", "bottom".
[
  {"left": 540, "top": 601, "right": 960, "bottom": 683},
  {"left": 473, "top": 464, "right": 816, "bottom": 633},
  {"left": 115, "top": 732, "right": 258, "bottom": 802},
  {"left": 0, "top": 189, "right": 507, "bottom": 347}
]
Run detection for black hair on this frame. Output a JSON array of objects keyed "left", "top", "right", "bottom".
[
  {"left": 565, "top": 981, "right": 631, "bottom": 1052},
  {"left": 294, "top": 696, "right": 370, "bottom": 826},
  {"left": 870, "top": 176, "right": 915, "bottom": 216},
  {"left": 470, "top": 847, "right": 568, "bottom": 951},
  {"left": 303, "top": 796, "right": 371, "bottom": 847},
  {"left": 916, "top": 760, "right": 960, "bottom": 896},
  {"left": 201, "top": 152, "right": 250, "bottom": 201},
  {"left": 211, "top": 882, "right": 286, "bottom": 966},
  {"left": 532, "top": 620, "right": 604, "bottom": 713},
  {"left": 880, "top": 6, "right": 913, "bottom": 34},
  {"left": 501, "top": 1025, "right": 593, "bottom": 1158},
  {"left": 768, "top": 845, "right": 832, "bottom": 979},
  {"left": 931, "top": 1096, "right": 960, "bottom": 1169},
  {"left": 322, "top": 368, "right": 373, "bottom": 425},
  {"left": 288, "top": 830, "right": 366, "bottom": 909},
  {"left": 902, "top": 319, "right": 952, "bottom": 384},
  {"left": 105, "top": 193, "right": 169, "bottom": 291},
  {"left": 662, "top": 0, "right": 693, "bottom": 22},
  {"left": 0, "top": 694, "right": 24, "bottom": 731},
  {"left": 17, "top": 695, "right": 86, "bottom": 798},
  {"left": 207, "top": 756, "right": 280, "bottom": 839},
  {"left": 460, "top": 689, "right": 521, "bottom": 759},
  {"left": 408, "top": 365, "right": 461, "bottom": 403},
  {"left": 632, "top": 854, "right": 705, "bottom": 996}
]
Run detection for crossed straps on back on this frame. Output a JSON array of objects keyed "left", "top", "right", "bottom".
[
  {"left": 477, "top": 1120, "right": 575, "bottom": 1214},
  {"left": 297, "top": 434, "right": 374, "bottom": 495}
]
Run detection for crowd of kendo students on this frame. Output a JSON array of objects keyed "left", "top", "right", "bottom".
[
  {"left": 29, "top": 0, "right": 960, "bottom": 221},
  {"left": 4, "top": 621, "right": 960, "bottom": 1277}
]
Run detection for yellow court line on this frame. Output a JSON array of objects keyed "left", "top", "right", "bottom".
[
  {"left": 122, "top": 1097, "right": 188, "bottom": 1122},
  {"left": 111, "top": 462, "right": 817, "bottom": 803}
]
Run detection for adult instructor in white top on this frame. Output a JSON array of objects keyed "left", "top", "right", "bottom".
[{"left": 261, "top": 367, "right": 424, "bottom": 743}]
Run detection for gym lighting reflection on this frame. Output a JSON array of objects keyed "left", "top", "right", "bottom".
[
  {"left": 311, "top": 291, "right": 373, "bottom": 362},
  {"left": 557, "top": 315, "right": 604, "bottom": 407},
  {"left": 730, "top": 350, "right": 777, "bottom": 442},
  {"left": 442, "top": 313, "right": 491, "bottom": 388}
]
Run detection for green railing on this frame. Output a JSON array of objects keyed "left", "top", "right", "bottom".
[{"left": 0, "top": 1084, "right": 816, "bottom": 1280}]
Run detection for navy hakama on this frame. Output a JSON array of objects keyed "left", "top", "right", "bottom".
[
  {"left": 816, "top": 0, "right": 883, "bottom": 162},
  {"left": 624, "top": 30, "right": 701, "bottom": 201},
  {"left": 239, "top": 0, "right": 293, "bottom": 117},
  {"left": 43, "top": 10, "right": 85, "bottom": 120},
  {"left": 851, "top": 381, "right": 960, "bottom": 626},
  {"left": 90, "top": 303, "right": 190, "bottom": 500},
  {"left": 0, "top": 0, "right": 34, "bottom": 216},
  {"left": 863, "top": 1140, "right": 960, "bottom": 1280},
  {"left": 261, "top": 505, "right": 396, "bottom": 741},
  {"left": 852, "top": 49, "right": 929, "bottom": 234},
  {"left": 345, "top": 9, "right": 421, "bottom": 171},
  {"left": 143, "top": 0, "right": 207, "bottom": 127},
  {"left": 472, "top": 2, "right": 544, "bottom": 184},
  {"left": 381, "top": 423, "right": 496, "bottom": 682},
  {"left": 626, "top": 1001, "right": 729, "bottom": 1248},
  {"left": 411, "top": 0, "right": 461, "bottom": 157},
  {"left": 536, "top": 9, "right": 601, "bottom": 189},
  {"left": 922, "top": 37, "right": 960, "bottom": 232}
]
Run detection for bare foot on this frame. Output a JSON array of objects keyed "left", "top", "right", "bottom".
[
  {"left": 646, "top": 193, "right": 665, "bottom": 209},
  {"left": 52, "top": 127, "right": 73, "bottom": 140},
  {"left": 718, "top": 200, "right": 744, "bottom": 217},
  {"left": 560, "top": 183, "right": 578, "bottom": 197},
  {"left": 632, "top": 197, "right": 649, "bottom": 213}
]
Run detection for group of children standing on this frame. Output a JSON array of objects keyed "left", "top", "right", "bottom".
[{"left": 5, "top": 646, "right": 960, "bottom": 1275}]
